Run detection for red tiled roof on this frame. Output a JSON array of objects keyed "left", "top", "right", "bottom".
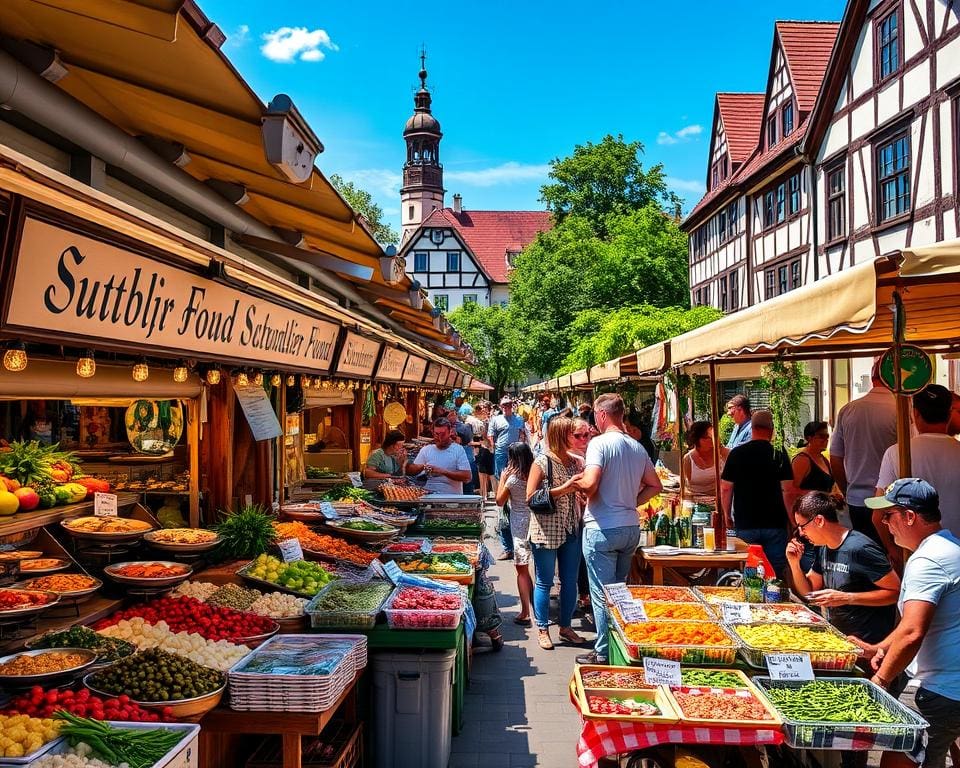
[
  {"left": 716, "top": 93, "right": 765, "bottom": 165},
  {"left": 422, "top": 207, "right": 553, "bottom": 283},
  {"left": 776, "top": 21, "right": 840, "bottom": 114}
]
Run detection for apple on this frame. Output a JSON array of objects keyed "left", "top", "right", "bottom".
[{"left": 13, "top": 487, "right": 39, "bottom": 511}]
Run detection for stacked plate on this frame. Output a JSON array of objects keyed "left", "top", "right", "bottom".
[{"left": 227, "top": 634, "right": 366, "bottom": 712}]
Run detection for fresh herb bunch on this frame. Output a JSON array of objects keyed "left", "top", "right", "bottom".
[
  {"left": 213, "top": 504, "right": 277, "bottom": 560},
  {"left": 55, "top": 712, "right": 184, "bottom": 768},
  {"left": 321, "top": 485, "right": 374, "bottom": 503}
]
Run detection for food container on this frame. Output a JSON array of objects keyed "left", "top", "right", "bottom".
[
  {"left": 0, "top": 588, "right": 60, "bottom": 619},
  {"left": 26, "top": 630, "right": 136, "bottom": 669},
  {"left": 603, "top": 584, "right": 700, "bottom": 604},
  {"left": 379, "top": 538, "right": 429, "bottom": 557},
  {"left": 16, "top": 558, "right": 71, "bottom": 575},
  {"left": 677, "top": 667, "right": 755, "bottom": 689},
  {"left": 60, "top": 516, "right": 154, "bottom": 543},
  {"left": 574, "top": 664, "right": 655, "bottom": 692},
  {"left": 613, "top": 619, "right": 739, "bottom": 666},
  {"left": 576, "top": 684, "right": 680, "bottom": 724},
  {"left": 753, "top": 677, "right": 929, "bottom": 751},
  {"left": 664, "top": 684, "right": 783, "bottom": 728},
  {"left": 143, "top": 529, "right": 222, "bottom": 554},
  {"left": 0, "top": 730, "right": 64, "bottom": 766},
  {"left": 324, "top": 518, "right": 400, "bottom": 544},
  {"left": 84, "top": 674, "right": 226, "bottom": 721},
  {"left": 233, "top": 620, "right": 281, "bottom": 649},
  {"left": 0, "top": 647, "right": 99, "bottom": 687},
  {"left": 306, "top": 580, "right": 394, "bottom": 629},
  {"left": 694, "top": 585, "right": 746, "bottom": 605},
  {"left": 737, "top": 603, "right": 826, "bottom": 625},
  {"left": 730, "top": 623, "right": 861, "bottom": 671},
  {"left": 15, "top": 576, "right": 102, "bottom": 603},
  {"left": 392, "top": 554, "right": 475, "bottom": 585},
  {"left": 236, "top": 562, "right": 338, "bottom": 598},
  {"left": 104, "top": 561, "right": 193, "bottom": 589},
  {"left": 383, "top": 587, "right": 465, "bottom": 630},
  {"left": 623, "top": 601, "right": 716, "bottom": 621},
  {"left": 33, "top": 722, "right": 201, "bottom": 768}
]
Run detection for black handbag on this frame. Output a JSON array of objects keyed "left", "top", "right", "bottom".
[{"left": 529, "top": 456, "right": 557, "bottom": 515}]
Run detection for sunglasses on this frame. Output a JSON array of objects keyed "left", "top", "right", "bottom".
[
  {"left": 572, "top": 431, "right": 591, "bottom": 439},
  {"left": 794, "top": 516, "right": 817, "bottom": 537}
]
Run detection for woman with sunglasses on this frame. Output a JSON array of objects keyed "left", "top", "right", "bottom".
[{"left": 785, "top": 421, "right": 838, "bottom": 512}]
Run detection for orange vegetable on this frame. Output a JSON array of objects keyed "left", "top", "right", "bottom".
[
  {"left": 626, "top": 586, "right": 698, "bottom": 603},
  {"left": 112, "top": 563, "right": 186, "bottom": 578},
  {"left": 622, "top": 621, "right": 731, "bottom": 646},
  {"left": 274, "top": 521, "right": 377, "bottom": 566}
]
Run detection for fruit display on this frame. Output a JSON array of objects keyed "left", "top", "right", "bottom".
[
  {"left": 0, "top": 651, "right": 91, "bottom": 676},
  {"left": 732, "top": 624, "right": 860, "bottom": 670},
  {"left": 669, "top": 688, "right": 777, "bottom": 723},
  {"left": 0, "top": 441, "right": 87, "bottom": 514},
  {"left": 92, "top": 596, "right": 277, "bottom": 642},
  {"left": 144, "top": 528, "right": 218, "bottom": 544},
  {"left": 379, "top": 483, "right": 428, "bottom": 502},
  {"left": 579, "top": 669, "right": 652, "bottom": 689},
  {"left": 20, "top": 575, "right": 99, "bottom": 594},
  {"left": 619, "top": 620, "right": 737, "bottom": 665},
  {"left": 245, "top": 553, "right": 336, "bottom": 596},
  {"left": 86, "top": 648, "right": 224, "bottom": 702},
  {"left": 385, "top": 586, "right": 465, "bottom": 629},
  {"left": 587, "top": 695, "right": 660, "bottom": 717},
  {"left": 62, "top": 518, "right": 152, "bottom": 534},
  {"left": 695, "top": 585, "right": 747, "bottom": 605},
  {"left": 53, "top": 712, "right": 186, "bottom": 768},
  {"left": 321, "top": 486, "right": 374, "bottom": 503},
  {"left": 0, "top": 713, "right": 62, "bottom": 758},
  {"left": 97, "top": 617, "right": 251, "bottom": 671},
  {"left": 29, "top": 627, "right": 135, "bottom": 664},
  {"left": 307, "top": 581, "right": 394, "bottom": 628},
  {"left": 0, "top": 588, "right": 57, "bottom": 612},
  {"left": 205, "top": 584, "right": 261, "bottom": 611},
  {"left": 395, "top": 553, "right": 472, "bottom": 576},
  {"left": 212, "top": 505, "right": 277, "bottom": 560},
  {"left": 2, "top": 686, "right": 173, "bottom": 722},
  {"left": 273, "top": 522, "right": 379, "bottom": 567}
]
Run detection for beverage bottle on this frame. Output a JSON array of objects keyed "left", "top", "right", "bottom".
[
  {"left": 655, "top": 512, "right": 671, "bottom": 546},
  {"left": 713, "top": 509, "right": 728, "bottom": 551},
  {"left": 668, "top": 517, "right": 680, "bottom": 547}
]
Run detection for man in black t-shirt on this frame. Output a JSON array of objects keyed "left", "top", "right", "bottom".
[
  {"left": 786, "top": 491, "right": 900, "bottom": 644},
  {"left": 720, "top": 409, "right": 793, "bottom": 575}
]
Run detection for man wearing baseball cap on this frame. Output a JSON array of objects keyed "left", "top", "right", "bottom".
[
  {"left": 859, "top": 479, "right": 960, "bottom": 767},
  {"left": 488, "top": 396, "right": 529, "bottom": 559}
]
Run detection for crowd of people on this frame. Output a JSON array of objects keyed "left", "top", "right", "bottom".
[{"left": 363, "top": 374, "right": 960, "bottom": 767}]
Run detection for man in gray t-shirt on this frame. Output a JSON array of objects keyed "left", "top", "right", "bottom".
[{"left": 574, "top": 393, "right": 662, "bottom": 664}]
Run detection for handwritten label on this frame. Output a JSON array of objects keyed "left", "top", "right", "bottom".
[
  {"left": 369, "top": 559, "right": 388, "bottom": 580},
  {"left": 278, "top": 538, "right": 304, "bottom": 563},
  {"left": 617, "top": 600, "right": 648, "bottom": 623},
  {"left": 382, "top": 560, "right": 403, "bottom": 585},
  {"left": 642, "top": 657, "right": 682, "bottom": 686},
  {"left": 767, "top": 652, "right": 815, "bottom": 681},
  {"left": 347, "top": 472, "right": 363, "bottom": 488},
  {"left": 93, "top": 492, "right": 118, "bottom": 517},
  {"left": 319, "top": 502, "right": 338, "bottom": 520},
  {"left": 606, "top": 583, "right": 631, "bottom": 603},
  {"left": 721, "top": 603, "right": 754, "bottom": 624}
]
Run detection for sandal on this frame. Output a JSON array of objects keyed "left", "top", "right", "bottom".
[
  {"left": 537, "top": 629, "right": 554, "bottom": 650},
  {"left": 513, "top": 617, "right": 532, "bottom": 627},
  {"left": 559, "top": 627, "right": 586, "bottom": 645}
]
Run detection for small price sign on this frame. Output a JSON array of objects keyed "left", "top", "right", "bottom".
[
  {"left": 93, "top": 492, "right": 118, "bottom": 517},
  {"left": 643, "top": 657, "right": 682, "bottom": 686},
  {"left": 606, "top": 583, "right": 631, "bottom": 603},
  {"left": 278, "top": 538, "right": 304, "bottom": 563},
  {"left": 369, "top": 559, "right": 387, "bottom": 579},
  {"left": 767, "top": 652, "right": 815, "bottom": 681},
  {"left": 382, "top": 560, "right": 403, "bottom": 584},
  {"left": 721, "top": 603, "right": 754, "bottom": 624},
  {"left": 617, "top": 600, "right": 648, "bottom": 623},
  {"left": 347, "top": 472, "right": 363, "bottom": 488},
  {"left": 319, "top": 502, "right": 338, "bottom": 520}
]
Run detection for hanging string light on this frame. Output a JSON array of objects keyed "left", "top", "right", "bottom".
[
  {"left": 2, "top": 341, "right": 27, "bottom": 372},
  {"left": 206, "top": 366, "right": 222, "bottom": 385},
  {"left": 76, "top": 350, "right": 96, "bottom": 379},
  {"left": 313, "top": 377, "right": 323, "bottom": 389},
  {"left": 173, "top": 360, "right": 189, "bottom": 383},
  {"left": 337, "top": 380, "right": 347, "bottom": 391},
  {"left": 253, "top": 371, "right": 264, "bottom": 386},
  {"left": 235, "top": 370, "right": 249, "bottom": 387},
  {"left": 301, "top": 374, "right": 310, "bottom": 388},
  {"left": 286, "top": 374, "right": 295, "bottom": 387},
  {"left": 271, "top": 372, "right": 282, "bottom": 387},
  {"left": 132, "top": 357, "right": 149, "bottom": 382}
]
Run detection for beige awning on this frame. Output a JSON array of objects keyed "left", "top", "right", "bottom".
[
  {"left": 571, "top": 369, "right": 590, "bottom": 387},
  {"left": 899, "top": 238, "right": 960, "bottom": 277},
  {"left": 589, "top": 359, "right": 620, "bottom": 382},
  {"left": 558, "top": 374, "right": 573, "bottom": 390},
  {"left": 636, "top": 342, "right": 669, "bottom": 376}
]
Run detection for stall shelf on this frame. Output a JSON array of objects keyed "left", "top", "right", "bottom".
[{"left": 0, "top": 492, "right": 140, "bottom": 538}]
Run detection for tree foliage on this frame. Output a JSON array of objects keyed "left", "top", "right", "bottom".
[
  {"left": 329, "top": 173, "right": 398, "bottom": 247},
  {"left": 447, "top": 302, "right": 525, "bottom": 397}
]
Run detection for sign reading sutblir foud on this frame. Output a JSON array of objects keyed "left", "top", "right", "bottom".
[
  {"left": 375, "top": 347, "right": 409, "bottom": 381},
  {"left": 334, "top": 331, "right": 381, "bottom": 378},
  {"left": 4, "top": 217, "right": 340, "bottom": 372}
]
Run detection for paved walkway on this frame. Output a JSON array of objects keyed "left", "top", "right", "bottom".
[{"left": 450, "top": 503, "right": 590, "bottom": 768}]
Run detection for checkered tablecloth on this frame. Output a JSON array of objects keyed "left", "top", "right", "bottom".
[{"left": 570, "top": 680, "right": 784, "bottom": 767}]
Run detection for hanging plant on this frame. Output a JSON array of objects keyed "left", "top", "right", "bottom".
[
  {"left": 758, "top": 360, "right": 811, "bottom": 450},
  {"left": 691, "top": 375, "right": 711, "bottom": 420},
  {"left": 361, "top": 385, "right": 376, "bottom": 426}
]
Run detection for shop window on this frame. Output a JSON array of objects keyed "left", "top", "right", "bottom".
[
  {"left": 876, "top": 131, "right": 911, "bottom": 222},
  {"left": 413, "top": 252, "right": 428, "bottom": 272},
  {"left": 408, "top": 205, "right": 415, "bottom": 221},
  {"left": 876, "top": 6, "right": 901, "bottom": 82},
  {"left": 827, "top": 165, "right": 846, "bottom": 241},
  {"left": 434, "top": 295, "right": 448, "bottom": 311},
  {"left": 446, "top": 252, "right": 460, "bottom": 272}
]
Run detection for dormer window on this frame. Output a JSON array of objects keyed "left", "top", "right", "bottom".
[
  {"left": 782, "top": 102, "right": 794, "bottom": 136},
  {"left": 506, "top": 250, "right": 521, "bottom": 267},
  {"left": 767, "top": 115, "right": 778, "bottom": 148}
]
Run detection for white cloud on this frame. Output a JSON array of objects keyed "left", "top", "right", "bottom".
[
  {"left": 666, "top": 176, "right": 705, "bottom": 195},
  {"left": 657, "top": 124, "right": 703, "bottom": 146},
  {"left": 261, "top": 27, "right": 338, "bottom": 63},
  {"left": 340, "top": 169, "right": 402, "bottom": 199},
  {"left": 225, "top": 24, "right": 250, "bottom": 49},
  {"left": 445, "top": 162, "right": 550, "bottom": 187}
]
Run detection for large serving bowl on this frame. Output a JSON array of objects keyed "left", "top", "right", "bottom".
[
  {"left": 324, "top": 517, "right": 400, "bottom": 544},
  {"left": 61, "top": 516, "right": 154, "bottom": 543},
  {"left": 0, "top": 647, "right": 98, "bottom": 687},
  {"left": 84, "top": 674, "right": 226, "bottom": 721},
  {"left": 143, "top": 528, "right": 222, "bottom": 554},
  {"left": 0, "top": 588, "right": 60, "bottom": 620},
  {"left": 15, "top": 576, "right": 102, "bottom": 603},
  {"left": 17, "top": 558, "right": 72, "bottom": 575},
  {"left": 103, "top": 561, "right": 193, "bottom": 589},
  {"left": 233, "top": 621, "right": 281, "bottom": 649}
]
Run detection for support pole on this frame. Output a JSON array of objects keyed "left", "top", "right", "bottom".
[
  {"left": 708, "top": 362, "right": 727, "bottom": 551},
  {"left": 675, "top": 369, "right": 686, "bottom": 501},
  {"left": 187, "top": 398, "right": 200, "bottom": 527},
  {"left": 893, "top": 291, "right": 912, "bottom": 476}
]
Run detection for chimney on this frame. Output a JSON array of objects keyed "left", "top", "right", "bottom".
[{"left": 452, "top": 193, "right": 462, "bottom": 214}]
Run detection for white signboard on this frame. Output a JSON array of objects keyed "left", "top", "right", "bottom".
[
  {"left": 278, "top": 538, "right": 304, "bottom": 562},
  {"left": 766, "top": 653, "right": 815, "bottom": 681},
  {"left": 721, "top": 603, "right": 754, "bottom": 624},
  {"left": 235, "top": 384, "right": 282, "bottom": 441},
  {"left": 617, "top": 600, "right": 648, "bottom": 623},
  {"left": 93, "top": 492, "right": 118, "bottom": 517},
  {"left": 642, "top": 657, "right": 681, "bottom": 687}
]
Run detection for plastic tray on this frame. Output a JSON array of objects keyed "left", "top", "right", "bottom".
[
  {"left": 574, "top": 664, "right": 655, "bottom": 691},
  {"left": 384, "top": 587, "right": 465, "bottom": 630},
  {"left": 603, "top": 585, "right": 700, "bottom": 604},
  {"left": 305, "top": 580, "right": 394, "bottom": 629},
  {"left": 664, "top": 684, "right": 783, "bottom": 728},
  {"left": 729, "top": 623, "right": 860, "bottom": 671},
  {"left": 27, "top": 722, "right": 200, "bottom": 768},
  {"left": 576, "top": 684, "right": 680, "bottom": 724},
  {"left": 676, "top": 667, "right": 755, "bottom": 689},
  {"left": 752, "top": 677, "right": 929, "bottom": 751},
  {"left": 693, "top": 585, "right": 747, "bottom": 605},
  {"left": 613, "top": 619, "right": 739, "bottom": 665},
  {"left": 740, "top": 603, "right": 826, "bottom": 625},
  {"left": 624, "top": 601, "right": 717, "bottom": 622}
]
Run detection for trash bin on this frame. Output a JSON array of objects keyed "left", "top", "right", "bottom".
[{"left": 372, "top": 649, "right": 456, "bottom": 768}]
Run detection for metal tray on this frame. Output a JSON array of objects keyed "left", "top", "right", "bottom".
[
  {"left": 143, "top": 530, "right": 222, "bottom": 554},
  {"left": 729, "top": 622, "right": 861, "bottom": 671},
  {"left": 33, "top": 722, "right": 201, "bottom": 768},
  {"left": 0, "top": 588, "right": 60, "bottom": 619},
  {"left": 236, "top": 561, "right": 337, "bottom": 598},
  {"left": 14, "top": 577, "right": 102, "bottom": 602},
  {"left": 613, "top": 618, "right": 739, "bottom": 666},
  {"left": 324, "top": 517, "right": 400, "bottom": 543},
  {"left": 0, "top": 647, "right": 98, "bottom": 686},
  {"left": 104, "top": 561, "right": 193, "bottom": 588},
  {"left": 60, "top": 518, "right": 154, "bottom": 542},
  {"left": 15, "top": 558, "right": 72, "bottom": 575}
]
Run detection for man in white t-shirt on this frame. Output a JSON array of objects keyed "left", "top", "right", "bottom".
[
  {"left": 876, "top": 385, "right": 960, "bottom": 549},
  {"left": 407, "top": 418, "right": 472, "bottom": 494}
]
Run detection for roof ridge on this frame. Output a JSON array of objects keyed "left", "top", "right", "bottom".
[
  {"left": 717, "top": 91, "right": 765, "bottom": 96},
  {"left": 775, "top": 19, "right": 841, "bottom": 25},
  {"left": 446, "top": 208, "right": 550, "bottom": 214}
]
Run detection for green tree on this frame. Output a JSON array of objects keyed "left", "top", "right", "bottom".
[
  {"left": 329, "top": 173, "right": 398, "bottom": 247},
  {"left": 539, "top": 134, "right": 667, "bottom": 237},
  {"left": 447, "top": 302, "right": 525, "bottom": 397}
]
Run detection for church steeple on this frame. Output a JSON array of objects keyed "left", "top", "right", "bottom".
[{"left": 401, "top": 49, "right": 444, "bottom": 244}]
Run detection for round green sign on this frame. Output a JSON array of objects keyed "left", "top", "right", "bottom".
[{"left": 879, "top": 345, "right": 934, "bottom": 394}]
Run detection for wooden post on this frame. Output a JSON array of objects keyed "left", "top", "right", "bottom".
[
  {"left": 893, "top": 322, "right": 913, "bottom": 477},
  {"left": 187, "top": 397, "right": 200, "bottom": 527},
  {"left": 675, "top": 369, "right": 686, "bottom": 501},
  {"left": 709, "top": 362, "right": 727, "bottom": 550},
  {"left": 277, "top": 383, "right": 286, "bottom": 506}
]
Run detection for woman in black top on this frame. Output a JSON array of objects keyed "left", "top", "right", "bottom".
[{"left": 787, "top": 421, "right": 836, "bottom": 573}]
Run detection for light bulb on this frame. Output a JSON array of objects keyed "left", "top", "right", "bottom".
[
  {"left": 322, "top": 378, "right": 332, "bottom": 389},
  {"left": 286, "top": 374, "right": 295, "bottom": 386},
  {"left": 301, "top": 375, "right": 310, "bottom": 387},
  {"left": 2, "top": 343, "right": 27, "bottom": 372},
  {"left": 254, "top": 372, "right": 264, "bottom": 386},
  {"left": 313, "top": 377, "right": 322, "bottom": 389},
  {"left": 337, "top": 380, "right": 347, "bottom": 391},
  {"left": 236, "top": 371, "right": 249, "bottom": 387},
  {"left": 132, "top": 359, "right": 149, "bottom": 382},
  {"left": 76, "top": 350, "right": 96, "bottom": 378},
  {"left": 271, "top": 373, "right": 281, "bottom": 387},
  {"left": 206, "top": 367, "right": 221, "bottom": 385},
  {"left": 173, "top": 361, "right": 189, "bottom": 383}
]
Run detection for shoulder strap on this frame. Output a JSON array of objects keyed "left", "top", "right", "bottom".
[{"left": 546, "top": 455, "right": 554, "bottom": 485}]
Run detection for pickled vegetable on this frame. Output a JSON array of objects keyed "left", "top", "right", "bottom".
[{"left": 762, "top": 681, "right": 903, "bottom": 723}]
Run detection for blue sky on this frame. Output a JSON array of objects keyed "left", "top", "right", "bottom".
[{"left": 204, "top": 0, "right": 844, "bottom": 230}]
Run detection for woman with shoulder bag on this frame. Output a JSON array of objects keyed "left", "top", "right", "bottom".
[
  {"left": 496, "top": 441, "right": 535, "bottom": 627},
  {"left": 526, "top": 416, "right": 587, "bottom": 650}
]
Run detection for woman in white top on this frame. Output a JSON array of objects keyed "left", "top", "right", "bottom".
[
  {"left": 682, "top": 421, "right": 729, "bottom": 499},
  {"left": 495, "top": 441, "right": 535, "bottom": 627}
]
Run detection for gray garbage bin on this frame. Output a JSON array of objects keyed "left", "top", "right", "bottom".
[{"left": 372, "top": 649, "right": 456, "bottom": 768}]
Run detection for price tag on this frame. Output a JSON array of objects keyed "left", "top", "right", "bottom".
[
  {"left": 767, "top": 652, "right": 815, "bottom": 681},
  {"left": 617, "top": 599, "right": 648, "bottom": 623},
  {"left": 93, "top": 492, "right": 118, "bottom": 517},
  {"left": 642, "top": 657, "right": 682, "bottom": 686},
  {"left": 244, "top": 494, "right": 253, "bottom": 507},
  {"left": 721, "top": 602, "right": 754, "bottom": 624},
  {"left": 382, "top": 560, "right": 403, "bottom": 585},
  {"left": 319, "top": 502, "right": 338, "bottom": 520},
  {"left": 606, "top": 583, "right": 631, "bottom": 603},
  {"left": 369, "top": 559, "right": 388, "bottom": 580},
  {"left": 278, "top": 538, "right": 304, "bottom": 563},
  {"left": 347, "top": 472, "right": 363, "bottom": 488}
]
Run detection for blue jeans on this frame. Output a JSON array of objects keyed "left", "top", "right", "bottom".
[
  {"left": 494, "top": 452, "right": 512, "bottom": 553},
  {"left": 737, "top": 528, "right": 789, "bottom": 577},
  {"left": 583, "top": 525, "right": 641, "bottom": 657},
  {"left": 531, "top": 532, "right": 581, "bottom": 630}
]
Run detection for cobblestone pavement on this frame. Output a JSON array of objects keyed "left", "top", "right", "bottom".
[{"left": 450, "top": 503, "right": 591, "bottom": 768}]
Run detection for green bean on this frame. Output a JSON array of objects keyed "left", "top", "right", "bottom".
[{"left": 763, "top": 681, "right": 902, "bottom": 724}]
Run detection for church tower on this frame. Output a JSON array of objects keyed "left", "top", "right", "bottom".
[{"left": 400, "top": 52, "right": 444, "bottom": 244}]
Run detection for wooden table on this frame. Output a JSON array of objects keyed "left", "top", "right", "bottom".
[
  {"left": 199, "top": 671, "right": 360, "bottom": 768},
  {"left": 632, "top": 539, "right": 749, "bottom": 585}
]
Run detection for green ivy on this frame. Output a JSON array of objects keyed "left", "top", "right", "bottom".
[{"left": 757, "top": 360, "right": 811, "bottom": 451}]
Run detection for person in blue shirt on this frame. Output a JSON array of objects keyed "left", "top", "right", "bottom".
[{"left": 725, "top": 394, "right": 753, "bottom": 448}]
